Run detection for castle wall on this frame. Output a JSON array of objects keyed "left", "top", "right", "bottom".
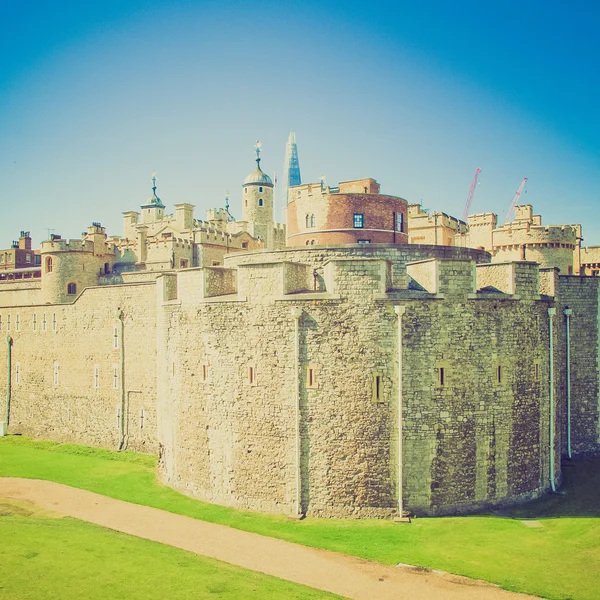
[
  {"left": 1, "top": 283, "right": 158, "bottom": 453},
  {"left": 3, "top": 242, "right": 596, "bottom": 518},
  {"left": 153, "top": 250, "right": 558, "bottom": 517}
]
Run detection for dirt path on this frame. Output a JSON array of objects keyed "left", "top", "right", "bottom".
[{"left": 1, "top": 478, "right": 540, "bottom": 600}]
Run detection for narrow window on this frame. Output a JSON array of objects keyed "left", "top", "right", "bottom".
[
  {"left": 26, "top": 254, "right": 31, "bottom": 263},
  {"left": 113, "top": 326, "right": 119, "bottom": 349},
  {"left": 311, "top": 214, "right": 316, "bottom": 228},
  {"left": 53, "top": 362, "right": 59, "bottom": 386},
  {"left": 139, "top": 407, "right": 145, "bottom": 430},
  {"left": 258, "top": 198, "right": 263, "bottom": 207},
  {"left": 15, "top": 362, "right": 20, "bottom": 385},
  {"left": 116, "top": 406, "right": 121, "bottom": 429},
  {"left": 52, "top": 313, "right": 57, "bottom": 331},
  {"left": 245, "top": 188, "right": 248, "bottom": 194},
  {"left": 259, "top": 186, "right": 263, "bottom": 192},
  {"left": 0, "top": 315, "right": 3, "bottom": 331},
  {"left": 396, "top": 212, "right": 404, "bottom": 233},
  {"left": 46, "top": 257, "right": 53, "bottom": 273},
  {"left": 32, "top": 313, "right": 37, "bottom": 331},
  {"left": 94, "top": 364, "right": 100, "bottom": 389},
  {"left": 306, "top": 366, "right": 318, "bottom": 389},
  {"left": 201, "top": 362, "right": 209, "bottom": 382},
  {"left": 104, "top": 263, "right": 110, "bottom": 274},
  {"left": 363, "top": 186, "right": 368, "bottom": 193},
  {"left": 113, "top": 365, "right": 119, "bottom": 389},
  {"left": 67, "top": 282, "right": 77, "bottom": 295},
  {"left": 245, "top": 199, "right": 248, "bottom": 207},
  {"left": 15, "top": 314, "right": 20, "bottom": 332},
  {"left": 497, "top": 365, "right": 502, "bottom": 384},
  {"left": 353, "top": 213, "right": 364, "bottom": 228},
  {"left": 42, "top": 313, "right": 47, "bottom": 332},
  {"left": 7, "top": 315, "right": 10, "bottom": 331},
  {"left": 305, "top": 214, "right": 310, "bottom": 228},
  {"left": 372, "top": 373, "right": 384, "bottom": 402},
  {"left": 439, "top": 367, "right": 445, "bottom": 387},
  {"left": 248, "top": 366, "right": 255, "bottom": 385},
  {"left": 534, "top": 361, "right": 540, "bottom": 381}
]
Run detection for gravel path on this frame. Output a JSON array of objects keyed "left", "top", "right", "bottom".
[{"left": 1, "top": 478, "right": 540, "bottom": 600}]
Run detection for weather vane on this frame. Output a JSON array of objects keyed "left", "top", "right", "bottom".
[{"left": 254, "top": 140, "right": 262, "bottom": 161}]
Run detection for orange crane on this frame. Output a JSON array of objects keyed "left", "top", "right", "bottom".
[
  {"left": 462, "top": 167, "right": 482, "bottom": 221},
  {"left": 504, "top": 177, "right": 528, "bottom": 222}
]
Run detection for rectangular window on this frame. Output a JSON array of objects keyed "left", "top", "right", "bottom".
[
  {"left": 497, "top": 365, "right": 502, "bottom": 384},
  {"left": 15, "top": 362, "right": 20, "bottom": 385},
  {"left": 52, "top": 313, "right": 57, "bottom": 331},
  {"left": 372, "top": 373, "right": 384, "bottom": 402},
  {"left": 94, "top": 364, "right": 100, "bottom": 389},
  {"left": 53, "top": 362, "right": 59, "bottom": 386},
  {"left": 396, "top": 213, "right": 404, "bottom": 233},
  {"left": 248, "top": 365, "right": 256, "bottom": 386},
  {"left": 32, "top": 314, "right": 37, "bottom": 331},
  {"left": 26, "top": 254, "right": 31, "bottom": 263},
  {"left": 113, "top": 365, "right": 119, "bottom": 389},
  {"left": 139, "top": 407, "right": 145, "bottom": 430},
  {"left": 353, "top": 213, "right": 364, "bottom": 228},
  {"left": 438, "top": 367, "right": 445, "bottom": 387},
  {"left": 534, "top": 361, "right": 541, "bottom": 381},
  {"left": 42, "top": 314, "right": 47, "bottom": 332},
  {"left": 113, "top": 325, "right": 119, "bottom": 349},
  {"left": 357, "top": 239, "right": 370, "bottom": 244},
  {"left": 116, "top": 406, "right": 121, "bottom": 429},
  {"left": 15, "top": 314, "right": 20, "bottom": 332},
  {"left": 7, "top": 315, "right": 11, "bottom": 331}
]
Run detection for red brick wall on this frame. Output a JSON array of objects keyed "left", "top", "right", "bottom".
[{"left": 287, "top": 193, "right": 408, "bottom": 246}]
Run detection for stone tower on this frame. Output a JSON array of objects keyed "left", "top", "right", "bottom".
[{"left": 242, "top": 142, "right": 274, "bottom": 249}]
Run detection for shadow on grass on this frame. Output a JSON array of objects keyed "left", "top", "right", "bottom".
[{"left": 508, "top": 456, "right": 600, "bottom": 519}]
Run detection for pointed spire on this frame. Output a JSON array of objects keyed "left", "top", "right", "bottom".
[{"left": 152, "top": 170, "right": 157, "bottom": 197}]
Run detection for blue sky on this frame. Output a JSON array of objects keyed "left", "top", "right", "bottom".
[{"left": 1, "top": 0, "right": 599, "bottom": 246}]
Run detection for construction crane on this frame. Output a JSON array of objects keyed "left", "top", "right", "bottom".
[
  {"left": 504, "top": 177, "right": 528, "bottom": 223},
  {"left": 462, "top": 167, "right": 482, "bottom": 221}
]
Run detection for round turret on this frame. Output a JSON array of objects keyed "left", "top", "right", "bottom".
[{"left": 242, "top": 142, "right": 274, "bottom": 248}]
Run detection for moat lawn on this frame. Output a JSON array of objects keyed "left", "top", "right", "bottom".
[
  {"left": 1, "top": 436, "right": 599, "bottom": 600},
  {"left": 0, "top": 499, "right": 342, "bottom": 600}
]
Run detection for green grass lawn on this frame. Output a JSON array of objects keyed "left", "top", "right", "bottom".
[
  {"left": 1, "top": 436, "right": 599, "bottom": 600},
  {"left": 0, "top": 499, "right": 343, "bottom": 600}
]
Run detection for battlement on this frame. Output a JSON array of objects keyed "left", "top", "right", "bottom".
[
  {"left": 40, "top": 239, "right": 95, "bottom": 253},
  {"left": 476, "top": 262, "right": 541, "bottom": 299},
  {"left": 467, "top": 212, "right": 497, "bottom": 227},
  {"left": 493, "top": 222, "right": 579, "bottom": 247}
]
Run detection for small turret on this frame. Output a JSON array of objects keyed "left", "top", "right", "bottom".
[
  {"left": 242, "top": 141, "right": 274, "bottom": 249},
  {"left": 141, "top": 172, "right": 165, "bottom": 224}
]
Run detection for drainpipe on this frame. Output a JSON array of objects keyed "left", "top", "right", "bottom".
[
  {"left": 394, "top": 306, "right": 406, "bottom": 517},
  {"left": 116, "top": 310, "right": 126, "bottom": 451},
  {"left": 548, "top": 307, "right": 556, "bottom": 492},
  {"left": 2, "top": 336, "right": 12, "bottom": 436},
  {"left": 291, "top": 307, "right": 303, "bottom": 517},
  {"left": 564, "top": 307, "right": 573, "bottom": 459}
]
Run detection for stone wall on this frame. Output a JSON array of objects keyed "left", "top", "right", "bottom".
[
  {"left": 1, "top": 283, "right": 158, "bottom": 453},
  {"left": 2, "top": 244, "right": 597, "bottom": 519}
]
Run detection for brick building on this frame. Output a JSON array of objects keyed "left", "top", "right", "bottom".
[{"left": 286, "top": 178, "right": 408, "bottom": 246}]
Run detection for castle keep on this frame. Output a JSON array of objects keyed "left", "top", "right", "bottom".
[{"left": 1, "top": 149, "right": 599, "bottom": 518}]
